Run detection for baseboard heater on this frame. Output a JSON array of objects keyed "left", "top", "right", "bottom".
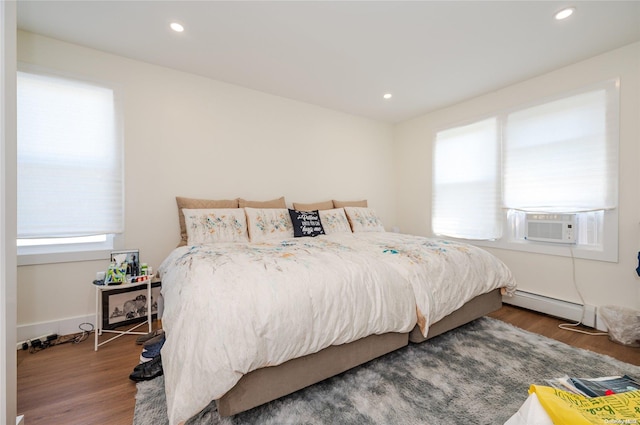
[{"left": 504, "top": 290, "right": 601, "bottom": 330}]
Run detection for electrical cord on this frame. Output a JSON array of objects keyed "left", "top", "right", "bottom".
[
  {"left": 56, "top": 322, "right": 94, "bottom": 345},
  {"left": 74, "top": 322, "right": 94, "bottom": 343},
  {"left": 557, "top": 247, "right": 608, "bottom": 336},
  {"left": 27, "top": 322, "right": 95, "bottom": 353}
]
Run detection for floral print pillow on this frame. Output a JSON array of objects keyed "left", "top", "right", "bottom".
[
  {"left": 183, "top": 208, "right": 249, "bottom": 244},
  {"left": 245, "top": 208, "right": 295, "bottom": 242},
  {"left": 344, "top": 207, "right": 386, "bottom": 232},
  {"left": 319, "top": 208, "right": 352, "bottom": 234}
]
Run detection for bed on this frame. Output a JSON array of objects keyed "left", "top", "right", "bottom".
[{"left": 157, "top": 200, "right": 517, "bottom": 425}]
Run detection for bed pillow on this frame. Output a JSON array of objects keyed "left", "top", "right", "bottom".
[
  {"left": 183, "top": 208, "right": 249, "bottom": 244},
  {"left": 176, "top": 197, "right": 239, "bottom": 246},
  {"left": 288, "top": 209, "right": 325, "bottom": 238},
  {"left": 238, "top": 196, "right": 286, "bottom": 209},
  {"left": 333, "top": 199, "right": 368, "bottom": 208},
  {"left": 344, "top": 207, "right": 386, "bottom": 232},
  {"left": 245, "top": 208, "right": 295, "bottom": 242},
  {"left": 319, "top": 208, "right": 352, "bottom": 234},
  {"left": 292, "top": 200, "right": 334, "bottom": 211}
]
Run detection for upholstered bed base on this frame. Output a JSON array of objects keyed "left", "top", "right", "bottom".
[{"left": 216, "top": 289, "right": 503, "bottom": 417}]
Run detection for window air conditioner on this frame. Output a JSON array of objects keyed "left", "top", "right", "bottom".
[{"left": 525, "top": 213, "right": 576, "bottom": 244}]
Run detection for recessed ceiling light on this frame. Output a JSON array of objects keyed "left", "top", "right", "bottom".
[
  {"left": 554, "top": 7, "right": 575, "bottom": 20},
  {"left": 170, "top": 22, "right": 184, "bottom": 32},
  {"left": 383, "top": 93, "right": 392, "bottom": 100}
]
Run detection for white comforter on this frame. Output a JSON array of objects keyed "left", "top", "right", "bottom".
[
  {"left": 158, "top": 233, "right": 516, "bottom": 425},
  {"left": 339, "top": 233, "right": 517, "bottom": 334}
]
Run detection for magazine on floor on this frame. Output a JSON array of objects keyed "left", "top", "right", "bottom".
[{"left": 546, "top": 374, "right": 640, "bottom": 397}]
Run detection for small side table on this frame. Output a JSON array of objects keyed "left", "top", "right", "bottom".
[{"left": 94, "top": 277, "right": 155, "bottom": 351}]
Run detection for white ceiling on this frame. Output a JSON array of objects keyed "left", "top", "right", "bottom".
[{"left": 16, "top": 1, "right": 640, "bottom": 123}]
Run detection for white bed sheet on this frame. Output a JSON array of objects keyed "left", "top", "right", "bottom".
[{"left": 158, "top": 233, "right": 516, "bottom": 425}]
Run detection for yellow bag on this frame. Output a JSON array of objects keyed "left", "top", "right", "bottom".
[{"left": 529, "top": 385, "right": 640, "bottom": 425}]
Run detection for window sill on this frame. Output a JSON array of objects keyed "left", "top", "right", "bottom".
[
  {"left": 18, "top": 249, "right": 113, "bottom": 266},
  {"left": 469, "top": 238, "right": 617, "bottom": 263},
  {"left": 17, "top": 234, "right": 123, "bottom": 266}
]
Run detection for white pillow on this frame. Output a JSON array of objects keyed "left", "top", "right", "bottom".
[
  {"left": 183, "top": 208, "right": 249, "bottom": 244},
  {"left": 244, "top": 208, "right": 294, "bottom": 242},
  {"left": 319, "top": 208, "right": 352, "bottom": 234},
  {"left": 344, "top": 207, "right": 386, "bottom": 232}
]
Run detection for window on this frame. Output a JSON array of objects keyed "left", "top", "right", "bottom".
[
  {"left": 502, "top": 88, "right": 617, "bottom": 213},
  {"left": 432, "top": 80, "right": 619, "bottom": 262},
  {"left": 432, "top": 118, "right": 501, "bottom": 240},
  {"left": 17, "top": 67, "right": 123, "bottom": 265}
]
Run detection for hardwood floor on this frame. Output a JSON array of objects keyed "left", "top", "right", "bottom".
[
  {"left": 17, "top": 306, "right": 639, "bottom": 425},
  {"left": 488, "top": 305, "right": 639, "bottom": 366},
  {"left": 17, "top": 329, "right": 144, "bottom": 425}
]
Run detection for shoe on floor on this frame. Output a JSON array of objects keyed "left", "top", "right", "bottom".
[
  {"left": 135, "top": 329, "right": 164, "bottom": 345},
  {"left": 134, "top": 361, "right": 146, "bottom": 370},
  {"left": 134, "top": 355, "right": 154, "bottom": 369},
  {"left": 139, "top": 354, "right": 155, "bottom": 364},
  {"left": 129, "top": 355, "right": 163, "bottom": 382},
  {"left": 142, "top": 332, "right": 166, "bottom": 348},
  {"left": 141, "top": 339, "right": 164, "bottom": 360}
]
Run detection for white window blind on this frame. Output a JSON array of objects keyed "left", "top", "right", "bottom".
[
  {"left": 432, "top": 118, "right": 502, "bottom": 240},
  {"left": 17, "top": 70, "right": 123, "bottom": 239},
  {"left": 503, "top": 81, "right": 618, "bottom": 212}
]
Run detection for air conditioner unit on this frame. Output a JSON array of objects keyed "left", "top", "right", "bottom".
[{"left": 525, "top": 213, "right": 576, "bottom": 244}]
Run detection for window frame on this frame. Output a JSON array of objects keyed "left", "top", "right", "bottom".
[
  {"left": 432, "top": 79, "right": 619, "bottom": 263},
  {"left": 16, "top": 63, "right": 125, "bottom": 266}
]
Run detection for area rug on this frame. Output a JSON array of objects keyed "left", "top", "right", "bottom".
[{"left": 133, "top": 317, "right": 640, "bottom": 425}]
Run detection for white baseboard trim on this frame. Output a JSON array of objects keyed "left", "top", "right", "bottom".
[
  {"left": 16, "top": 291, "right": 607, "bottom": 349},
  {"left": 17, "top": 415, "right": 24, "bottom": 425},
  {"left": 503, "top": 290, "right": 605, "bottom": 331},
  {"left": 16, "top": 314, "right": 95, "bottom": 350}
]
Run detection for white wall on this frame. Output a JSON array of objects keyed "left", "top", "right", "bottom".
[
  {"left": 394, "top": 42, "right": 640, "bottom": 311},
  {"left": 2, "top": 1, "right": 18, "bottom": 422},
  {"left": 16, "top": 31, "right": 396, "bottom": 336}
]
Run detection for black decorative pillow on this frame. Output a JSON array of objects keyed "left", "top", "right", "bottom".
[{"left": 288, "top": 209, "right": 325, "bottom": 237}]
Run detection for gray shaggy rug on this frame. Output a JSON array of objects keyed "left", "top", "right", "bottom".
[{"left": 133, "top": 317, "right": 640, "bottom": 424}]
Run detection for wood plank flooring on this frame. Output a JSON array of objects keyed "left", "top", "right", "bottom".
[
  {"left": 488, "top": 305, "right": 639, "bottom": 366},
  {"left": 17, "top": 305, "right": 639, "bottom": 425}
]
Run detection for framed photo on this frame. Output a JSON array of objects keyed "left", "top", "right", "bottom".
[
  {"left": 101, "top": 281, "right": 161, "bottom": 330},
  {"left": 110, "top": 249, "right": 140, "bottom": 279}
]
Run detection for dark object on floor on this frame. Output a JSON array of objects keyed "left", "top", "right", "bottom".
[
  {"left": 136, "top": 329, "right": 164, "bottom": 345},
  {"left": 141, "top": 336, "right": 166, "bottom": 362},
  {"left": 143, "top": 332, "right": 166, "bottom": 348},
  {"left": 129, "top": 355, "right": 163, "bottom": 382}
]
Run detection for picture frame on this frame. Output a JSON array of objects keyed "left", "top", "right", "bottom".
[
  {"left": 101, "top": 281, "right": 161, "bottom": 330},
  {"left": 109, "top": 249, "right": 140, "bottom": 279}
]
